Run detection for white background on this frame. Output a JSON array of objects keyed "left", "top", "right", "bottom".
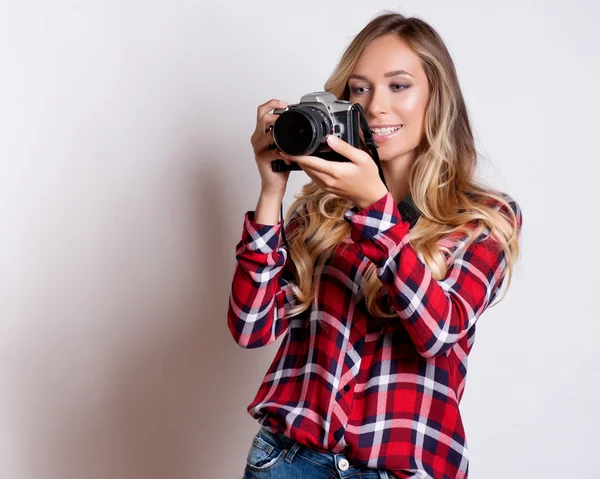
[{"left": 1, "top": 1, "right": 598, "bottom": 478}]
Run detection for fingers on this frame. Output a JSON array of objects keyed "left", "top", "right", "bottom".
[
  {"left": 256, "top": 99, "right": 288, "bottom": 124},
  {"left": 297, "top": 165, "right": 328, "bottom": 190},
  {"left": 253, "top": 129, "right": 274, "bottom": 153},
  {"left": 251, "top": 100, "right": 287, "bottom": 152},
  {"left": 259, "top": 112, "right": 279, "bottom": 134},
  {"left": 281, "top": 152, "right": 335, "bottom": 176},
  {"left": 257, "top": 145, "right": 291, "bottom": 165},
  {"left": 325, "top": 135, "right": 366, "bottom": 164}
]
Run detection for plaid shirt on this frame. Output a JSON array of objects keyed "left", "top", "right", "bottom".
[{"left": 227, "top": 191, "right": 522, "bottom": 479}]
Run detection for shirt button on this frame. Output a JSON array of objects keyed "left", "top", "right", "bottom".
[
  {"left": 338, "top": 458, "right": 350, "bottom": 471},
  {"left": 343, "top": 385, "right": 350, "bottom": 393}
]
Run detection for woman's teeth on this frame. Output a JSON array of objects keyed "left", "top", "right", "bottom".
[{"left": 369, "top": 126, "right": 402, "bottom": 135}]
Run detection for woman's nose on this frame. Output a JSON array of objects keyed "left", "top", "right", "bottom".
[{"left": 366, "top": 88, "right": 389, "bottom": 117}]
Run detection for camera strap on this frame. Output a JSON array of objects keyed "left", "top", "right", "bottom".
[{"left": 352, "top": 103, "right": 386, "bottom": 189}]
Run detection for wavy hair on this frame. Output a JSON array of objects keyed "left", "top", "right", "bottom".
[{"left": 282, "top": 12, "right": 521, "bottom": 320}]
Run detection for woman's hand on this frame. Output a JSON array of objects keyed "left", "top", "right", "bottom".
[
  {"left": 251, "top": 99, "right": 293, "bottom": 195},
  {"left": 280, "top": 135, "right": 389, "bottom": 210}
]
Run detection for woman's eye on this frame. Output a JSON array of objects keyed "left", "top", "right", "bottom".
[{"left": 350, "top": 84, "right": 409, "bottom": 95}]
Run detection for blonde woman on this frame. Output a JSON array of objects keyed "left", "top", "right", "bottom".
[{"left": 228, "top": 12, "right": 522, "bottom": 479}]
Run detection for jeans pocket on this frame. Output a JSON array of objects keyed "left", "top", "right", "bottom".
[{"left": 245, "top": 432, "right": 286, "bottom": 472}]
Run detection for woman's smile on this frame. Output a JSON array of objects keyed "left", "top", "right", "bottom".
[{"left": 369, "top": 124, "right": 403, "bottom": 143}]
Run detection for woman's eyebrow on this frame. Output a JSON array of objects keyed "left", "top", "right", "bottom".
[{"left": 349, "top": 70, "right": 414, "bottom": 80}]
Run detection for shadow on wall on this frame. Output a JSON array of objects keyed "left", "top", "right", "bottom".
[
  {"left": 106, "top": 143, "right": 253, "bottom": 478},
  {"left": 103, "top": 144, "right": 250, "bottom": 479},
  {"left": 19, "top": 143, "right": 253, "bottom": 479}
]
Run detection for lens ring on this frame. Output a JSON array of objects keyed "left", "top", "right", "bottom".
[{"left": 273, "top": 107, "right": 331, "bottom": 156}]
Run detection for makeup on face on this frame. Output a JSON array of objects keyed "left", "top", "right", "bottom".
[{"left": 346, "top": 35, "right": 429, "bottom": 156}]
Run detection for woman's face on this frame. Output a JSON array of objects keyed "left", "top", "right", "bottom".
[{"left": 347, "top": 34, "right": 430, "bottom": 163}]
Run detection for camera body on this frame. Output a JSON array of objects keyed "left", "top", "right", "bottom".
[{"left": 271, "top": 91, "right": 361, "bottom": 171}]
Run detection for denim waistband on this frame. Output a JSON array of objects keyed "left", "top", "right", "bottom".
[{"left": 257, "top": 426, "right": 396, "bottom": 479}]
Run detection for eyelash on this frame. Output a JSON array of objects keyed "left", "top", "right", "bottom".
[{"left": 350, "top": 84, "right": 409, "bottom": 95}]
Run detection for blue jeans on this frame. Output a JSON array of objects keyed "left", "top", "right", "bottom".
[{"left": 243, "top": 426, "right": 398, "bottom": 479}]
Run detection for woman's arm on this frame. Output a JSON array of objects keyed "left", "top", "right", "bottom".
[
  {"left": 345, "top": 191, "right": 523, "bottom": 358},
  {"left": 227, "top": 193, "right": 300, "bottom": 349}
]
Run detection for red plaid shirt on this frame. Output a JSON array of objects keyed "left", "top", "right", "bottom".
[{"left": 227, "top": 191, "right": 522, "bottom": 479}]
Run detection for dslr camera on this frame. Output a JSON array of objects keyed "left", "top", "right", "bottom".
[
  {"left": 268, "top": 91, "right": 423, "bottom": 228},
  {"left": 270, "top": 91, "right": 363, "bottom": 172}
]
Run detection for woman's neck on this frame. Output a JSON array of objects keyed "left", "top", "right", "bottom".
[{"left": 381, "top": 151, "right": 414, "bottom": 205}]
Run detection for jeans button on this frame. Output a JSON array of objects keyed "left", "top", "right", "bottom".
[{"left": 338, "top": 458, "right": 349, "bottom": 471}]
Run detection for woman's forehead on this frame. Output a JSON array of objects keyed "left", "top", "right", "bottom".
[{"left": 351, "top": 35, "right": 424, "bottom": 81}]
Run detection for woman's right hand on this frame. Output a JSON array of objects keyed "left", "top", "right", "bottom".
[{"left": 251, "top": 99, "right": 292, "bottom": 195}]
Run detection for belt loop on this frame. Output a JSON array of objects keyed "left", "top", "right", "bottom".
[{"left": 283, "top": 441, "right": 302, "bottom": 463}]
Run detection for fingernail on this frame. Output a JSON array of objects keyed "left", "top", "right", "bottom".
[{"left": 327, "top": 135, "right": 338, "bottom": 144}]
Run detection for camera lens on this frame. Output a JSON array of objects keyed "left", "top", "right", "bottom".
[{"left": 273, "top": 106, "right": 331, "bottom": 156}]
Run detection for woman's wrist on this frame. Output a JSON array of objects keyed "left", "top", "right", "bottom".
[
  {"left": 354, "top": 185, "right": 389, "bottom": 211},
  {"left": 260, "top": 186, "right": 286, "bottom": 200},
  {"left": 254, "top": 189, "right": 285, "bottom": 225}
]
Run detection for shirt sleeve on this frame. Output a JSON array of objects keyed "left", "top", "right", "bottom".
[
  {"left": 227, "top": 209, "right": 300, "bottom": 349},
  {"left": 344, "top": 191, "right": 523, "bottom": 358}
]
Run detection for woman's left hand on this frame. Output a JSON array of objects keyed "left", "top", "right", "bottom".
[{"left": 280, "top": 135, "right": 389, "bottom": 210}]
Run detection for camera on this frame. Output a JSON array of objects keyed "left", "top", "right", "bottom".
[
  {"left": 267, "top": 91, "right": 422, "bottom": 228},
  {"left": 270, "top": 91, "right": 362, "bottom": 172}
]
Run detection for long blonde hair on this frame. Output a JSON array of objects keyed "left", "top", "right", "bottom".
[{"left": 282, "top": 12, "right": 522, "bottom": 320}]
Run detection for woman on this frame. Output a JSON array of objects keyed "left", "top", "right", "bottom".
[{"left": 228, "top": 12, "right": 523, "bottom": 479}]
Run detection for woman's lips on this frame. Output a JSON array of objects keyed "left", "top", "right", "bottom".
[{"left": 370, "top": 125, "right": 403, "bottom": 143}]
